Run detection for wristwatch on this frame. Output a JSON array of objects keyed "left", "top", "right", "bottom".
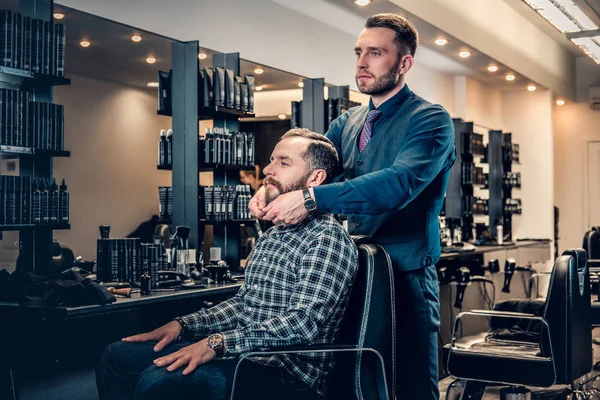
[
  {"left": 302, "top": 188, "right": 317, "bottom": 212},
  {"left": 206, "top": 333, "right": 225, "bottom": 357}
]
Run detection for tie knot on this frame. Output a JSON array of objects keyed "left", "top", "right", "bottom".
[{"left": 367, "top": 109, "right": 382, "bottom": 123}]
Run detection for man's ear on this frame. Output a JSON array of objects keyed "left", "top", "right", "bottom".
[
  {"left": 400, "top": 54, "right": 414, "bottom": 75},
  {"left": 306, "top": 169, "right": 327, "bottom": 187}
]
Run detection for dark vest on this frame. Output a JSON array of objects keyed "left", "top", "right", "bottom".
[{"left": 340, "top": 101, "right": 452, "bottom": 272}]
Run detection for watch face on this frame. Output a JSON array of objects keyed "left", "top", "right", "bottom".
[
  {"left": 304, "top": 199, "right": 317, "bottom": 211},
  {"left": 208, "top": 334, "right": 223, "bottom": 348}
]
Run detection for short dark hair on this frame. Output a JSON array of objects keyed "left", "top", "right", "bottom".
[
  {"left": 365, "top": 13, "right": 418, "bottom": 57},
  {"left": 280, "top": 128, "right": 339, "bottom": 184}
]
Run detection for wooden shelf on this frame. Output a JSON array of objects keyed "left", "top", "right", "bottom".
[
  {"left": 33, "top": 149, "right": 70, "bottom": 157},
  {"left": 0, "top": 145, "right": 33, "bottom": 156},
  {"left": 0, "top": 65, "right": 70, "bottom": 87},
  {"left": 0, "top": 223, "right": 70, "bottom": 231},
  {"left": 157, "top": 164, "right": 172, "bottom": 170}
]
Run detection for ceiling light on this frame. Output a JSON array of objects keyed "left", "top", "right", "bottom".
[
  {"left": 298, "top": 82, "right": 304, "bottom": 88},
  {"left": 571, "top": 36, "right": 600, "bottom": 64},
  {"left": 53, "top": 12, "right": 65, "bottom": 20},
  {"left": 459, "top": 51, "right": 470, "bottom": 58},
  {"left": 354, "top": 0, "right": 372, "bottom": 5},
  {"left": 434, "top": 38, "right": 448, "bottom": 46},
  {"left": 556, "top": 99, "right": 565, "bottom": 105},
  {"left": 522, "top": 0, "right": 597, "bottom": 33},
  {"left": 254, "top": 68, "right": 264, "bottom": 74},
  {"left": 278, "top": 114, "right": 287, "bottom": 120},
  {"left": 527, "top": 85, "right": 537, "bottom": 91},
  {"left": 198, "top": 53, "right": 207, "bottom": 60},
  {"left": 146, "top": 57, "right": 156, "bottom": 64},
  {"left": 131, "top": 35, "right": 142, "bottom": 42},
  {"left": 79, "top": 40, "right": 90, "bottom": 48},
  {"left": 487, "top": 65, "right": 499, "bottom": 72},
  {"left": 506, "top": 74, "right": 516, "bottom": 81},
  {"left": 147, "top": 82, "right": 159, "bottom": 88},
  {"left": 255, "top": 86, "right": 263, "bottom": 91}
]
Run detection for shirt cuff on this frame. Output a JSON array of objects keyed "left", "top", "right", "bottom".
[{"left": 221, "top": 329, "right": 250, "bottom": 356}]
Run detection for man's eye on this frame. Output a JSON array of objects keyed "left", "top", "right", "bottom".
[
  {"left": 281, "top": 162, "right": 289, "bottom": 167},
  {"left": 355, "top": 52, "right": 361, "bottom": 57},
  {"left": 371, "top": 51, "right": 380, "bottom": 56}
]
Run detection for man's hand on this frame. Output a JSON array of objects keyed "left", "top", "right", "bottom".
[
  {"left": 249, "top": 186, "right": 267, "bottom": 219},
  {"left": 263, "top": 189, "right": 309, "bottom": 225},
  {"left": 153, "top": 338, "right": 216, "bottom": 375},
  {"left": 122, "top": 321, "right": 182, "bottom": 352}
]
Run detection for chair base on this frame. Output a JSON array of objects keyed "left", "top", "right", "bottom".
[{"left": 500, "top": 386, "right": 531, "bottom": 400}]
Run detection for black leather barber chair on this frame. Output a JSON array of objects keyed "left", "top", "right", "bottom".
[
  {"left": 229, "top": 237, "right": 396, "bottom": 400},
  {"left": 445, "top": 249, "right": 592, "bottom": 400}
]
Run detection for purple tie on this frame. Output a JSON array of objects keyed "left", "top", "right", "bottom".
[{"left": 358, "top": 109, "right": 382, "bottom": 152}]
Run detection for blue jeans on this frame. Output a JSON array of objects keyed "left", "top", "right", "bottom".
[
  {"left": 395, "top": 265, "right": 441, "bottom": 400},
  {"left": 96, "top": 341, "right": 321, "bottom": 400}
]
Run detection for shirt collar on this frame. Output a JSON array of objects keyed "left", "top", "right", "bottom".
[
  {"left": 276, "top": 211, "right": 321, "bottom": 233},
  {"left": 368, "top": 83, "right": 412, "bottom": 116}
]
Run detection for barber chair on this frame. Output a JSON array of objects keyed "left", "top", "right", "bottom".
[
  {"left": 229, "top": 237, "right": 396, "bottom": 400},
  {"left": 445, "top": 249, "right": 592, "bottom": 400}
]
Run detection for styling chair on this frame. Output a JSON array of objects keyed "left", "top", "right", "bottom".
[
  {"left": 445, "top": 249, "right": 592, "bottom": 400},
  {"left": 229, "top": 237, "right": 396, "bottom": 400}
]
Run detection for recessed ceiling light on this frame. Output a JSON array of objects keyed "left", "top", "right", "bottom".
[
  {"left": 298, "top": 82, "right": 304, "bottom": 88},
  {"left": 80, "top": 40, "right": 90, "bottom": 48},
  {"left": 556, "top": 99, "right": 565, "bottom": 106},
  {"left": 198, "top": 53, "right": 207, "bottom": 60},
  {"left": 487, "top": 65, "right": 498, "bottom": 72},
  {"left": 146, "top": 57, "right": 156, "bottom": 64},
  {"left": 506, "top": 74, "right": 516, "bottom": 81},
  {"left": 354, "top": 0, "right": 371, "bottom": 5},
  {"left": 459, "top": 51, "right": 470, "bottom": 58},
  {"left": 53, "top": 12, "right": 65, "bottom": 20},
  {"left": 254, "top": 68, "right": 264, "bottom": 74},
  {"left": 147, "top": 82, "right": 159, "bottom": 88},
  {"left": 131, "top": 35, "right": 142, "bottom": 42},
  {"left": 435, "top": 38, "right": 448, "bottom": 46},
  {"left": 527, "top": 85, "right": 537, "bottom": 91},
  {"left": 255, "top": 86, "right": 263, "bottom": 91},
  {"left": 278, "top": 114, "right": 287, "bottom": 120}
]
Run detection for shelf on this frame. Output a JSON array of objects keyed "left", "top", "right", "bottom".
[
  {"left": 157, "top": 107, "right": 255, "bottom": 120},
  {"left": 0, "top": 65, "right": 70, "bottom": 87},
  {"left": 0, "top": 145, "right": 33, "bottom": 156},
  {"left": 199, "top": 106, "right": 255, "bottom": 121},
  {"left": 199, "top": 163, "right": 255, "bottom": 172},
  {"left": 157, "top": 219, "right": 172, "bottom": 225},
  {"left": 0, "top": 146, "right": 70, "bottom": 158},
  {"left": 0, "top": 223, "right": 70, "bottom": 231},
  {"left": 159, "top": 164, "right": 255, "bottom": 172},
  {"left": 200, "top": 219, "right": 254, "bottom": 225},
  {"left": 33, "top": 149, "right": 70, "bottom": 157}
]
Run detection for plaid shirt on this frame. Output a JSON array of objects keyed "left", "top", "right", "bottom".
[{"left": 180, "top": 212, "right": 358, "bottom": 395}]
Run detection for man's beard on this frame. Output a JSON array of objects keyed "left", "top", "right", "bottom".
[
  {"left": 356, "top": 58, "right": 401, "bottom": 96},
  {"left": 264, "top": 174, "right": 310, "bottom": 205}
]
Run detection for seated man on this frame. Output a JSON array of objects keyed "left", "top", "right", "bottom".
[{"left": 97, "top": 128, "right": 358, "bottom": 400}]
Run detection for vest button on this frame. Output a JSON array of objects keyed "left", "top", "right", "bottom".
[
  {"left": 357, "top": 160, "right": 363, "bottom": 166},
  {"left": 356, "top": 222, "right": 361, "bottom": 227}
]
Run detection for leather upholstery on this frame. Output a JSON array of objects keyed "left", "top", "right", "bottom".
[
  {"left": 583, "top": 227, "right": 600, "bottom": 259},
  {"left": 446, "top": 250, "right": 591, "bottom": 388},
  {"left": 327, "top": 238, "right": 396, "bottom": 400}
]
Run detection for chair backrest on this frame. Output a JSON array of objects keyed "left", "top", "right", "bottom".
[
  {"left": 543, "top": 249, "right": 591, "bottom": 384},
  {"left": 583, "top": 227, "right": 600, "bottom": 258},
  {"left": 327, "top": 238, "right": 396, "bottom": 400}
]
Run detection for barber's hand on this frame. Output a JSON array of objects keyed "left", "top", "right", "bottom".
[
  {"left": 122, "top": 321, "right": 182, "bottom": 352},
  {"left": 153, "top": 338, "right": 216, "bottom": 375},
  {"left": 249, "top": 186, "right": 267, "bottom": 219},
  {"left": 263, "top": 190, "right": 309, "bottom": 225}
]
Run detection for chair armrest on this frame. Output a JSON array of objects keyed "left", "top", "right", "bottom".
[
  {"left": 255, "top": 343, "right": 358, "bottom": 353},
  {"left": 469, "top": 309, "right": 537, "bottom": 318}
]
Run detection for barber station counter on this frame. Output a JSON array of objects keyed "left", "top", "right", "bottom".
[{"left": 440, "top": 239, "right": 552, "bottom": 262}]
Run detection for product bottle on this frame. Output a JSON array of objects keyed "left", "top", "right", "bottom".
[
  {"left": 40, "top": 179, "right": 49, "bottom": 224},
  {"left": 158, "top": 129, "right": 167, "bottom": 165},
  {"left": 166, "top": 129, "right": 173, "bottom": 165},
  {"left": 31, "top": 178, "right": 41, "bottom": 224},
  {"left": 496, "top": 223, "right": 504, "bottom": 245},
  {"left": 59, "top": 178, "right": 69, "bottom": 223},
  {"left": 49, "top": 177, "right": 59, "bottom": 223}
]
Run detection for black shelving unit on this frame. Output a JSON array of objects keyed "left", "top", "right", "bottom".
[
  {"left": 501, "top": 133, "right": 521, "bottom": 240},
  {"left": 6, "top": 0, "right": 71, "bottom": 277},
  {"left": 165, "top": 42, "right": 251, "bottom": 269},
  {"left": 158, "top": 163, "right": 255, "bottom": 172},
  {"left": 488, "top": 130, "right": 503, "bottom": 240}
]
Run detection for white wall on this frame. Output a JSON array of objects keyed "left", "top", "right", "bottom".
[
  {"left": 502, "top": 89, "right": 554, "bottom": 241},
  {"left": 52, "top": 74, "right": 171, "bottom": 260},
  {"left": 465, "top": 78, "right": 503, "bottom": 130},
  {"left": 554, "top": 102, "right": 600, "bottom": 252}
]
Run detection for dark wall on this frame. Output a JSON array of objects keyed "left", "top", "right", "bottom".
[{"left": 240, "top": 120, "right": 291, "bottom": 177}]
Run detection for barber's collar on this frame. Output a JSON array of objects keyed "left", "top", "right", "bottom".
[{"left": 368, "top": 83, "right": 412, "bottom": 116}]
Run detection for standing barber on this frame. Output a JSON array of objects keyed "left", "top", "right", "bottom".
[{"left": 250, "top": 13, "right": 455, "bottom": 400}]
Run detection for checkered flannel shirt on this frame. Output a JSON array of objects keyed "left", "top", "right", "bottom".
[{"left": 179, "top": 212, "right": 358, "bottom": 395}]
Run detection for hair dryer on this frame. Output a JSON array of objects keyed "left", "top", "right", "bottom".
[
  {"left": 454, "top": 266, "right": 471, "bottom": 309},
  {"left": 501, "top": 258, "right": 516, "bottom": 293}
]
